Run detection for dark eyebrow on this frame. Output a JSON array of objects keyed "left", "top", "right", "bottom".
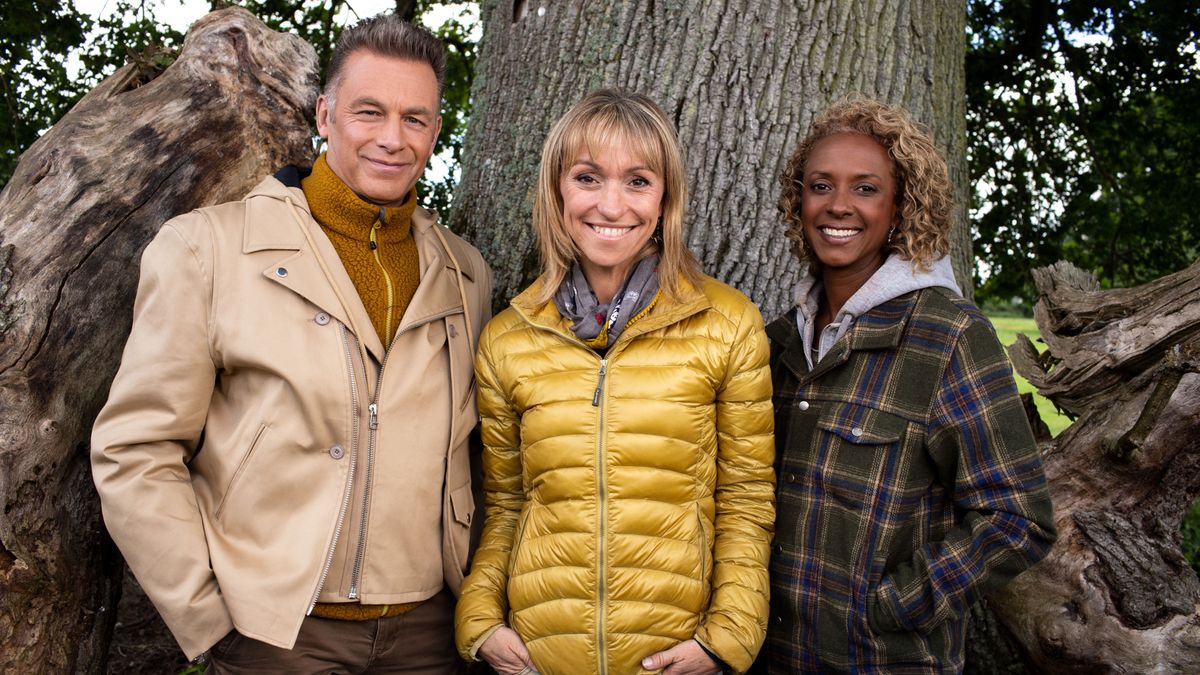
[
  {"left": 346, "top": 97, "right": 436, "bottom": 118},
  {"left": 805, "top": 169, "right": 885, "bottom": 180}
]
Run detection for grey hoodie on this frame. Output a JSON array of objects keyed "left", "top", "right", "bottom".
[{"left": 794, "top": 255, "right": 961, "bottom": 369}]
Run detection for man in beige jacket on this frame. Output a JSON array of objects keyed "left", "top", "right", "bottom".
[{"left": 91, "top": 15, "right": 491, "bottom": 673}]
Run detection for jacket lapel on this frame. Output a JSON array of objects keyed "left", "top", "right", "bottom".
[
  {"left": 400, "top": 210, "right": 468, "bottom": 333},
  {"left": 243, "top": 186, "right": 387, "bottom": 361}
]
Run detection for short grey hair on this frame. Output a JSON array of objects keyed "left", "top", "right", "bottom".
[{"left": 324, "top": 14, "right": 446, "bottom": 105}]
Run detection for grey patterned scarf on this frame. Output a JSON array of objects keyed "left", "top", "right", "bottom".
[{"left": 553, "top": 254, "right": 661, "bottom": 349}]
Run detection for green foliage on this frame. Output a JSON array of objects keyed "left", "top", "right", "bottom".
[
  {"left": 0, "top": 0, "right": 89, "bottom": 185},
  {"left": 0, "top": 0, "right": 182, "bottom": 187},
  {"left": 0, "top": 1, "right": 475, "bottom": 209},
  {"left": 988, "top": 315, "right": 1072, "bottom": 437},
  {"left": 967, "top": 0, "right": 1200, "bottom": 305},
  {"left": 1183, "top": 499, "right": 1200, "bottom": 575}
]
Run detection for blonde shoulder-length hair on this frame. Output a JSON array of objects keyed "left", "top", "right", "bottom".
[{"left": 531, "top": 88, "right": 702, "bottom": 304}]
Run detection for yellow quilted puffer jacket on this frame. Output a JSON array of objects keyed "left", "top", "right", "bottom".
[{"left": 455, "top": 274, "right": 775, "bottom": 675}]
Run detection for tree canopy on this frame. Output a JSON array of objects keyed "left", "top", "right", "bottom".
[
  {"left": 3, "top": 0, "right": 1197, "bottom": 295},
  {"left": 967, "top": 0, "right": 1200, "bottom": 306}
]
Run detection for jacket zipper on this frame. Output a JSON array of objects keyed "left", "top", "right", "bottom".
[
  {"left": 346, "top": 306, "right": 461, "bottom": 599},
  {"left": 594, "top": 357, "right": 609, "bottom": 673},
  {"left": 309, "top": 324, "right": 362, "bottom": 613},
  {"left": 348, "top": 341, "right": 394, "bottom": 599}
]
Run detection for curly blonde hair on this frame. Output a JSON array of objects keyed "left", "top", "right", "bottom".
[{"left": 778, "top": 98, "right": 953, "bottom": 271}]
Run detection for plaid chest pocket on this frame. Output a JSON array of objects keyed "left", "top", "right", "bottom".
[
  {"left": 813, "top": 401, "right": 940, "bottom": 576},
  {"left": 813, "top": 402, "right": 909, "bottom": 510}
]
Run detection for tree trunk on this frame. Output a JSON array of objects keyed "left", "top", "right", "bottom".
[
  {"left": 450, "top": 0, "right": 970, "bottom": 317},
  {"left": 989, "top": 259, "right": 1200, "bottom": 672},
  {"left": 0, "top": 8, "right": 317, "bottom": 671}
]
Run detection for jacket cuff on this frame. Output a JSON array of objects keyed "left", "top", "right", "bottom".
[
  {"left": 468, "top": 623, "right": 505, "bottom": 661},
  {"left": 694, "top": 637, "right": 732, "bottom": 673}
]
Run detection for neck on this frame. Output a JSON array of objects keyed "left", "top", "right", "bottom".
[
  {"left": 819, "top": 266, "right": 875, "bottom": 323},
  {"left": 581, "top": 263, "right": 634, "bottom": 305}
]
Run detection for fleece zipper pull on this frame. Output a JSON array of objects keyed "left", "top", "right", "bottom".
[{"left": 369, "top": 207, "right": 385, "bottom": 250}]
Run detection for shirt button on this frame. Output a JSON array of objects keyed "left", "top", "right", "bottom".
[
  {"left": 797, "top": 400, "right": 810, "bottom": 411},
  {"left": 775, "top": 544, "right": 784, "bottom": 555},
  {"left": 851, "top": 427, "right": 864, "bottom": 437},
  {"left": 275, "top": 267, "right": 288, "bottom": 278},
  {"left": 775, "top": 615, "right": 784, "bottom": 625},
  {"left": 787, "top": 473, "right": 797, "bottom": 483},
  {"left": 314, "top": 312, "right": 331, "bottom": 326},
  {"left": 328, "top": 445, "right": 345, "bottom": 460}
]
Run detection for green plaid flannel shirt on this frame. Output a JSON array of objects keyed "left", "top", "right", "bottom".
[{"left": 759, "top": 287, "right": 1056, "bottom": 674}]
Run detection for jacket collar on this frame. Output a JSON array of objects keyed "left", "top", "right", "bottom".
[
  {"left": 770, "top": 293, "right": 915, "bottom": 383},
  {"left": 239, "top": 174, "right": 468, "bottom": 362},
  {"left": 510, "top": 272, "right": 711, "bottom": 354}
]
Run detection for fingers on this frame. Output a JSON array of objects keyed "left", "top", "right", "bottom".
[{"left": 642, "top": 643, "right": 681, "bottom": 671}]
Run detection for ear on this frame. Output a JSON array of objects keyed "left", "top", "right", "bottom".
[{"left": 315, "top": 95, "right": 330, "bottom": 137}]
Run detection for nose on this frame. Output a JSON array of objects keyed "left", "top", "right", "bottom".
[
  {"left": 827, "top": 188, "right": 853, "bottom": 216},
  {"left": 596, "top": 182, "right": 626, "bottom": 219},
  {"left": 375, "top": 117, "right": 405, "bottom": 153}
]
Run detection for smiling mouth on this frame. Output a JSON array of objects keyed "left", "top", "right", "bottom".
[
  {"left": 365, "top": 158, "right": 410, "bottom": 171},
  {"left": 588, "top": 224, "right": 636, "bottom": 238},
  {"left": 819, "top": 226, "right": 860, "bottom": 239}
]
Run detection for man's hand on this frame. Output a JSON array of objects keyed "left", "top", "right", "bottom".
[
  {"left": 478, "top": 626, "right": 538, "bottom": 675},
  {"left": 641, "top": 639, "right": 721, "bottom": 674}
]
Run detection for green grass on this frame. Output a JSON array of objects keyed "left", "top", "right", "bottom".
[{"left": 987, "top": 315, "right": 1073, "bottom": 437}]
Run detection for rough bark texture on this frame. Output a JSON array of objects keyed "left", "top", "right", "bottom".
[
  {"left": 451, "top": 0, "right": 970, "bottom": 317},
  {"left": 0, "top": 8, "right": 317, "bottom": 672},
  {"left": 989, "top": 259, "right": 1200, "bottom": 673}
]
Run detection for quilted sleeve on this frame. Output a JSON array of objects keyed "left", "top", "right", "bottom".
[
  {"left": 694, "top": 297, "right": 776, "bottom": 674},
  {"left": 454, "top": 318, "right": 526, "bottom": 659}
]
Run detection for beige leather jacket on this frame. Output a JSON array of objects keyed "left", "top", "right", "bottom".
[{"left": 91, "top": 175, "right": 492, "bottom": 659}]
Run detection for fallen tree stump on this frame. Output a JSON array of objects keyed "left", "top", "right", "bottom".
[
  {"left": 994, "top": 259, "right": 1200, "bottom": 672},
  {"left": 0, "top": 8, "right": 317, "bottom": 671}
]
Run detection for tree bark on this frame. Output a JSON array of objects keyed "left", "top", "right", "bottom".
[
  {"left": 990, "top": 259, "right": 1200, "bottom": 672},
  {"left": 0, "top": 8, "right": 317, "bottom": 672},
  {"left": 450, "top": 0, "right": 970, "bottom": 317}
]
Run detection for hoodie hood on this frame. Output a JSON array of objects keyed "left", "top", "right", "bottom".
[{"left": 794, "top": 255, "right": 961, "bottom": 368}]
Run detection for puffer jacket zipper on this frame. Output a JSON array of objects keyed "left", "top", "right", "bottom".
[
  {"left": 308, "top": 324, "right": 362, "bottom": 613},
  {"left": 594, "top": 357, "right": 609, "bottom": 673}
]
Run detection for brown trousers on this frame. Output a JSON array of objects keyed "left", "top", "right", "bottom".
[{"left": 206, "top": 588, "right": 464, "bottom": 675}]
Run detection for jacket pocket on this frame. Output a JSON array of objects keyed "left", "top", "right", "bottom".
[
  {"left": 445, "top": 314, "right": 477, "bottom": 414},
  {"left": 812, "top": 402, "right": 910, "bottom": 510},
  {"left": 695, "top": 503, "right": 713, "bottom": 609},
  {"left": 449, "top": 481, "right": 474, "bottom": 528},
  {"left": 214, "top": 422, "right": 269, "bottom": 520},
  {"left": 507, "top": 505, "right": 532, "bottom": 579}
]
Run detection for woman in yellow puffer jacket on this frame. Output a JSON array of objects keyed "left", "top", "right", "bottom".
[{"left": 454, "top": 89, "right": 775, "bottom": 675}]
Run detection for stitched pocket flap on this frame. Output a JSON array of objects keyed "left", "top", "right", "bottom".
[{"left": 816, "top": 403, "right": 906, "bottom": 444}]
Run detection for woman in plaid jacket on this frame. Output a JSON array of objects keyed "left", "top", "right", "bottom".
[{"left": 758, "top": 99, "right": 1057, "bottom": 674}]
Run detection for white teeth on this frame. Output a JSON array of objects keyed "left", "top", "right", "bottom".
[
  {"left": 591, "top": 225, "right": 629, "bottom": 237},
  {"left": 821, "top": 227, "right": 859, "bottom": 238}
]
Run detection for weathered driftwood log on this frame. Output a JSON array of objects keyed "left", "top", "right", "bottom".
[
  {"left": 0, "top": 8, "right": 317, "bottom": 671},
  {"left": 993, "top": 259, "right": 1200, "bottom": 672}
]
